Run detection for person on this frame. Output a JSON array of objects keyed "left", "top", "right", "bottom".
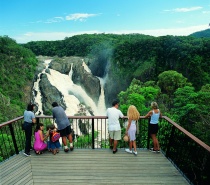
[
  {"left": 106, "top": 99, "right": 124, "bottom": 154},
  {"left": 52, "top": 102, "right": 73, "bottom": 152},
  {"left": 46, "top": 125, "right": 52, "bottom": 152},
  {"left": 23, "top": 103, "right": 36, "bottom": 157},
  {"left": 144, "top": 102, "right": 162, "bottom": 153},
  {"left": 33, "top": 123, "right": 48, "bottom": 154},
  {"left": 125, "top": 105, "right": 140, "bottom": 155},
  {"left": 48, "top": 124, "right": 61, "bottom": 155}
]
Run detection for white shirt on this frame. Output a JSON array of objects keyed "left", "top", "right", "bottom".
[{"left": 106, "top": 107, "right": 124, "bottom": 131}]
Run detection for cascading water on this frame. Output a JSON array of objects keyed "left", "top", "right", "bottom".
[
  {"left": 33, "top": 59, "right": 106, "bottom": 116},
  {"left": 32, "top": 59, "right": 107, "bottom": 139}
]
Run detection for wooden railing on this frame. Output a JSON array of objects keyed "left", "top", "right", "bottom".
[{"left": 0, "top": 116, "right": 210, "bottom": 185}]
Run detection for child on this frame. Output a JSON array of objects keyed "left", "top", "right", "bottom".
[
  {"left": 46, "top": 125, "right": 52, "bottom": 152},
  {"left": 125, "top": 105, "right": 140, "bottom": 155},
  {"left": 48, "top": 124, "right": 61, "bottom": 155},
  {"left": 33, "top": 123, "right": 48, "bottom": 155}
]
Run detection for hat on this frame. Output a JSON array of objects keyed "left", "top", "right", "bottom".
[{"left": 123, "top": 135, "right": 129, "bottom": 142}]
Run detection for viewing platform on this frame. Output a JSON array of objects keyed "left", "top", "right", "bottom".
[
  {"left": 0, "top": 116, "right": 210, "bottom": 184},
  {"left": 1, "top": 149, "right": 189, "bottom": 185}
]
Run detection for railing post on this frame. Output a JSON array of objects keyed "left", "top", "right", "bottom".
[
  {"left": 92, "top": 118, "right": 95, "bottom": 149},
  {"left": 166, "top": 125, "right": 175, "bottom": 158},
  {"left": 147, "top": 118, "right": 150, "bottom": 149},
  {"left": 9, "top": 124, "right": 19, "bottom": 154},
  {"left": 36, "top": 117, "right": 40, "bottom": 124}
]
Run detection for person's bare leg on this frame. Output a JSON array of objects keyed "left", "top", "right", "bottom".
[
  {"left": 129, "top": 141, "right": 132, "bottom": 151},
  {"left": 151, "top": 134, "right": 158, "bottom": 150},
  {"left": 68, "top": 134, "right": 74, "bottom": 150},
  {"left": 133, "top": 141, "right": 137, "bottom": 152},
  {"left": 62, "top": 136, "right": 67, "bottom": 146},
  {"left": 113, "top": 140, "right": 118, "bottom": 151},
  {"left": 110, "top": 137, "right": 113, "bottom": 149},
  {"left": 62, "top": 136, "right": 69, "bottom": 152}
]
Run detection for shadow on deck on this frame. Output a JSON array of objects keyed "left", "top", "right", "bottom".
[{"left": 1, "top": 149, "right": 189, "bottom": 185}]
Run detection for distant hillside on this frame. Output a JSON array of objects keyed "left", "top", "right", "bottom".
[
  {"left": 0, "top": 36, "right": 38, "bottom": 122},
  {"left": 189, "top": 28, "right": 210, "bottom": 38}
]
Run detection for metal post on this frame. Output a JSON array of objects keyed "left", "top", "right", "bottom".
[
  {"left": 147, "top": 118, "right": 150, "bottom": 149},
  {"left": 92, "top": 118, "right": 95, "bottom": 149},
  {"left": 9, "top": 124, "right": 19, "bottom": 154}
]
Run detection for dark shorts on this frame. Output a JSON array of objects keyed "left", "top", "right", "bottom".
[
  {"left": 149, "top": 124, "right": 158, "bottom": 134},
  {"left": 58, "top": 125, "right": 72, "bottom": 137}
]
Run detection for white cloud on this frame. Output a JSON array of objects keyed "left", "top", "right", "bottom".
[
  {"left": 44, "top": 17, "right": 64, "bottom": 24},
  {"left": 66, "top": 13, "right": 98, "bottom": 21},
  {"left": 165, "top": 6, "right": 202, "bottom": 13},
  {"left": 14, "top": 24, "right": 208, "bottom": 43},
  {"left": 15, "top": 31, "right": 100, "bottom": 43}
]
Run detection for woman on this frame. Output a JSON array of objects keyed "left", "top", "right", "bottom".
[
  {"left": 145, "top": 102, "right": 162, "bottom": 153},
  {"left": 125, "top": 105, "right": 140, "bottom": 155},
  {"left": 23, "top": 103, "right": 36, "bottom": 156},
  {"left": 33, "top": 123, "right": 48, "bottom": 154}
]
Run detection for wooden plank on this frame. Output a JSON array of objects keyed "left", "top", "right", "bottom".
[{"left": 0, "top": 149, "right": 190, "bottom": 185}]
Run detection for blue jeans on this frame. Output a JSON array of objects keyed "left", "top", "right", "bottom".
[{"left": 24, "top": 122, "right": 32, "bottom": 153}]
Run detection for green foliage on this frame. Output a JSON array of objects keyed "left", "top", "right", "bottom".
[
  {"left": 189, "top": 28, "right": 210, "bottom": 38},
  {"left": 0, "top": 36, "right": 38, "bottom": 122},
  {"left": 157, "top": 70, "right": 190, "bottom": 96},
  {"left": 74, "top": 131, "right": 99, "bottom": 148},
  {"left": 118, "top": 79, "right": 160, "bottom": 115}
]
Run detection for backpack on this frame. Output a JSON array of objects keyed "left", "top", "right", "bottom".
[{"left": 51, "top": 131, "right": 60, "bottom": 142}]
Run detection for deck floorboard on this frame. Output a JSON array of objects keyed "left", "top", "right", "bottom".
[{"left": 0, "top": 149, "right": 190, "bottom": 185}]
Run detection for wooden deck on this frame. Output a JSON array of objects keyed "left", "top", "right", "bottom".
[{"left": 0, "top": 149, "right": 189, "bottom": 185}]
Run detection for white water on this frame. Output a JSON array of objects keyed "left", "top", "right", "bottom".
[{"left": 33, "top": 59, "right": 107, "bottom": 139}]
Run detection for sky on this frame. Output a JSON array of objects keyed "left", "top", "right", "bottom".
[{"left": 0, "top": 0, "right": 210, "bottom": 43}]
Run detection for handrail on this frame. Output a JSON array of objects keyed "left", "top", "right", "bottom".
[
  {"left": 0, "top": 115, "right": 210, "bottom": 184},
  {"left": 0, "top": 116, "right": 23, "bottom": 128},
  {"left": 163, "top": 116, "right": 210, "bottom": 152}
]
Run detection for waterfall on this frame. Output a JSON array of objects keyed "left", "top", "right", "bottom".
[
  {"left": 33, "top": 59, "right": 106, "bottom": 116},
  {"left": 97, "top": 77, "right": 106, "bottom": 115},
  {"left": 33, "top": 59, "right": 51, "bottom": 115},
  {"left": 33, "top": 58, "right": 107, "bottom": 140}
]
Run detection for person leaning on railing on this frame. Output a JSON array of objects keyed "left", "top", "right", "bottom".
[
  {"left": 144, "top": 102, "right": 162, "bottom": 153},
  {"left": 23, "top": 103, "right": 36, "bottom": 157}
]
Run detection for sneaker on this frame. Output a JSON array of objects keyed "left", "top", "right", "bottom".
[
  {"left": 133, "top": 151, "right": 138, "bottom": 155},
  {"left": 113, "top": 149, "right": 118, "bottom": 154},
  {"left": 64, "top": 148, "right": 69, "bottom": 152},
  {"left": 156, "top": 150, "right": 160, "bottom": 153},
  {"left": 23, "top": 152, "right": 31, "bottom": 157},
  {"left": 149, "top": 148, "right": 158, "bottom": 153},
  {"left": 125, "top": 149, "right": 132, "bottom": 154}
]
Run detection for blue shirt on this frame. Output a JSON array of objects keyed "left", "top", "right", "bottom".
[
  {"left": 150, "top": 109, "right": 160, "bottom": 124},
  {"left": 52, "top": 106, "right": 70, "bottom": 130},
  {"left": 24, "top": 110, "right": 35, "bottom": 123}
]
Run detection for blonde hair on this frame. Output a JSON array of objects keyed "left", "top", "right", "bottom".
[
  {"left": 127, "top": 105, "right": 140, "bottom": 120},
  {"left": 151, "top": 102, "right": 158, "bottom": 109}
]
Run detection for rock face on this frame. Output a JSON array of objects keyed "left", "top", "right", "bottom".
[
  {"left": 39, "top": 73, "right": 66, "bottom": 115},
  {"left": 49, "top": 57, "right": 101, "bottom": 103}
]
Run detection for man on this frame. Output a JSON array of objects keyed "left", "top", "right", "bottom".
[
  {"left": 106, "top": 99, "right": 124, "bottom": 154},
  {"left": 52, "top": 102, "right": 73, "bottom": 152}
]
